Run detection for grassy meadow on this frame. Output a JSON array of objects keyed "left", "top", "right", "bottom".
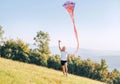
[{"left": 0, "top": 57, "right": 106, "bottom": 84}]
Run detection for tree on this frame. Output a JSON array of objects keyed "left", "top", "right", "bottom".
[
  {"left": 111, "top": 69, "right": 120, "bottom": 84},
  {"left": 0, "top": 25, "right": 4, "bottom": 45},
  {"left": 0, "top": 25, "right": 4, "bottom": 56},
  {"left": 0, "top": 39, "right": 30, "bottom": 62},
  {"left": 99, "top": 59, "right": 109, "bottom": 82},
  {"left": 0, "top": 25, "right": 4, "bottom": 38},
  {"left": 34, "top": 31, "right": 50, "bottom": 57},
  {"left": 29, "top": 50, "right": 48, "bottom": 66},
  {"left": 47, "top": 55, "right": 61, "bottom": 70}
]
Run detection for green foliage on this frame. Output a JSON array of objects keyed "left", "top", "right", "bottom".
[
  {"left": 99, "top": 59, "right": 109, "bottom": 82},
  {"left": 29, "top": 50, "right": 48, "bottom": 66},
  {"left": 0, "top": 39, "right": 30, "bottom": 62},
  {"left": 0, "top": 25, "right": 4, "bottom": 48},
  {"left": 34, "top": 31, "right": 50, "bottom": 57},
  {"left": 111, "top": 69, "right": 120, "bottom": 84},
  {"left": 0, "top": 25, "right": 4, "bottom": 38},
  {"left": 47, "top": 55, "right": 61, "bottom": 70},
  {"left": 68, "top": 55, "right": 82, "bottom": 75}
]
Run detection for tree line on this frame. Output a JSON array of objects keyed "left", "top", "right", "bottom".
[{"left": 0, "top": 25, "right": 120, "bottom": 84}]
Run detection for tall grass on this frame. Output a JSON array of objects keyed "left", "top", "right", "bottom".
[{"left": 0, "top": 57, "right": 106, "bottom": 84}]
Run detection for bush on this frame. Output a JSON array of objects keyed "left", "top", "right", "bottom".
[
  {"left": 111, "top": 69, "right": 120, "bottom": 84},
  {"left": 0, "top": 39, "right": 30, "bottom": 62},
  {"left": 47, "top": 55, "right": 61, "bottom": 70},
  {"left": 29, "top": 51, "right": 48, "bottom": 66}
]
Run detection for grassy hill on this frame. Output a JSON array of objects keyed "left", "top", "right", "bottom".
[{"left": 0, "top": 57, "right": 106, "bottom": 84}]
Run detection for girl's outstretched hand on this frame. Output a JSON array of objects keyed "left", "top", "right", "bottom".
[{"left": 58, "top": 40, "right": 61, "bottom": 43}]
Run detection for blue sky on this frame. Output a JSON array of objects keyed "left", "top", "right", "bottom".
[{"left": 0, "top": 0, "right": 120, "bottom": 51}]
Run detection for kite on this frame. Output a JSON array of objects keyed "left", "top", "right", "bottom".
[{"left": 63, "top": 1, "right": 79, "bottom": 54}]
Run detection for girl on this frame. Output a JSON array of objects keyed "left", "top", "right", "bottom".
[{"left": 58, "top": 40, "right": 68, "bottom": 76}]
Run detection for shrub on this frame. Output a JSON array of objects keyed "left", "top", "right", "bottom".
[{"left": 47, "top": 55, "right": 61, "bottom": 70}]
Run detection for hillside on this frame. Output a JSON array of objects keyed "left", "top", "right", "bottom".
[{"left": 0, "top": 57, "right": 106, "bottom": 84}]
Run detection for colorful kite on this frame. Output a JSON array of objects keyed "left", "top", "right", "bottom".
[{"left": 63, "top": 1, "right": 79, "bottom": 54}]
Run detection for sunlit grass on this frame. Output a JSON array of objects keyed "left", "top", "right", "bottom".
[{"left": 0, "top": 57, "right": 106, "bottom": 84}]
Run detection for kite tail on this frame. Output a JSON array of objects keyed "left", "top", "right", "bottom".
[
  {"left": 73, "top": 19, "right": 79, "bottom": 54},
  {"left": 70, "top": 13, "right": 80, "bottom": 54}
]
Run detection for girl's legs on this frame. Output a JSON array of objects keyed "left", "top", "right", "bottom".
[
  {"left": 65, "top": 63, "right": 68, "bottom": 73},
  {"left": 62, "top": 65, "right": 66, "bottom": 75}
]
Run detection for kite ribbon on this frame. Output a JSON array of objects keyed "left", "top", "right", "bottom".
[{"left": 63, "top": 1, "right": 79, "bottom": 54}]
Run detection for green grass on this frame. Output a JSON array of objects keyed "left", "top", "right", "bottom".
[{"left": 0, "top": 57, "right": 106, "bottom": 84}]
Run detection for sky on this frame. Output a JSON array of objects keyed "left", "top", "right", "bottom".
[{"left": 0, "top": 0, "right": 120, "bottom": 51}]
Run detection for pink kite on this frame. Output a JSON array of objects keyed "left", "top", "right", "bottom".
[{"left": 63, "top": 1, "right": 79, "bottom": 54}]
